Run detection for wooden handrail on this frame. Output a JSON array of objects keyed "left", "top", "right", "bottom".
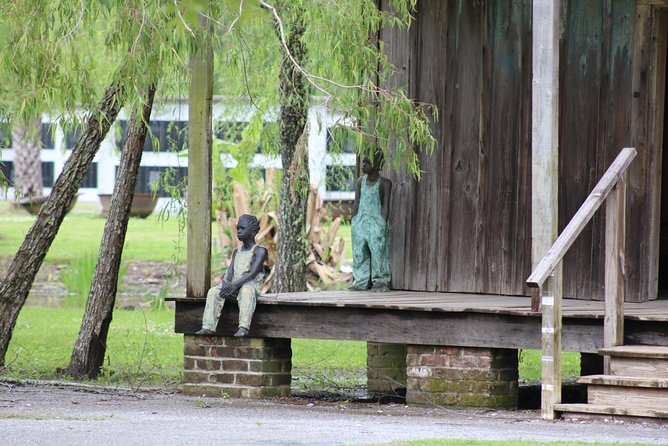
[
  {"left": 527, "top": 147, "right": 637, "bottom": 289},
  {"left": 527, "top": 146, "right": 635, "bottom": 420}
]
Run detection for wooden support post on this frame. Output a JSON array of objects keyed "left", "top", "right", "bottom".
[
  {"left": 186, "top": 15, "right": 214, "bottom": 298},
  {"left": 540, "top": 265, "right": 562, "bottom": 420},
  {"left": 531, "top": 0, "right": 560, "bottom": 314},
  {"left": 604, "top": 175, "right": 627, "bottom": 373},
  {"left": 532, "top": 0, "right": 560, "bottom": 419}
]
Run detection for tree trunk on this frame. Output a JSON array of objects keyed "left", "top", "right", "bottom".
[
  {"left": 274, "top": 2, "right": 310, "bottom": 293},
  {"left": 0, "top": 83, "right": 124, "bottom": 366},
  {"left": 12, "top": 118, "right": 43, "bottom": 199},
  {"left": 186, "top": 13, "right": 213, "bottom": 299},
  {"left": 67, "top": 85, "right": 156, "bottom": 379}
]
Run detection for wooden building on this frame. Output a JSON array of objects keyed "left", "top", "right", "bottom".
[
  {"left": 174, "top": 0, "right": 668, "bottom": 420},
  {"left": 381, "top": 0, "right": 668, "bottom": 303}
]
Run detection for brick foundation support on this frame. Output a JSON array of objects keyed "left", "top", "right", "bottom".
[
  {"left": 181, "top": 335, "right": 292, "bottom": 398},
  {"left": 406, "top": 345, "right": 518, "bottom": 408},
  {"left": 367, "top": 342, "right": 407, "bottom": 394}
]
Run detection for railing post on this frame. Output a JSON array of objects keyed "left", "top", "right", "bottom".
[
  {"left": 541, "top": 264, "right": 562, "bottom": 420},
  {"left": 604, "top": 174, "right": 627, "bottom": 373}
]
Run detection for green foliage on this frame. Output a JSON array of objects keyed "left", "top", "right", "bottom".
[
  {"left": 60, "top": 252, "right": 129, "bottom": 308},
  {"left": 148, "top": 286, "right": 171, "bottom": 311},
  {"left": 0, "top": 0, "right": 435, "bottom": 177},
  {"left": 0, "top": 0, "right": 219, "bottom": 126},
  {"left": 211, "top": 107, "right": 281, "bottom": 218},
  {"left": 213, "top": 0, "right": 436, "bottom": 178},
  {"left": 60, "top": 252, "right": 97, "bottom": 307},
  {"left": 216, "top": 109, "right": 265, "bottom": 189}
]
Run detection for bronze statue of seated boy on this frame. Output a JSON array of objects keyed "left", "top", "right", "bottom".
[{"left": 195, "top": 214, "right": 268, "bottom": 337}]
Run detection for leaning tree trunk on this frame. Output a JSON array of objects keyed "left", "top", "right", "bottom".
[
  {"left": 12, "top": 118, "right": 43, "bottom": 200},
  {"left": 274, "top": 1, "right": 310, "bottom": 293},
  {"left": 67, "top": 85, "right": 156, "bottom": 379},
  {"left": 0, "top": 83, "right": 124, "bottom": 366}
]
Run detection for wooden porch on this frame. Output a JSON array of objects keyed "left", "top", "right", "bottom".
[{"left": 171, "top": 291, "right": 668, "bottom": 353}]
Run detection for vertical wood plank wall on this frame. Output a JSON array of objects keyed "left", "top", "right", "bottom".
[
  {"left": 381, "top": 0, "right": 658, "bottom": 302},
  {"left": 383, "top": 0, "right": 533, "bottom": 296},
  {"left": 559, "top": 0, "right": 636, "bottom": 301}
]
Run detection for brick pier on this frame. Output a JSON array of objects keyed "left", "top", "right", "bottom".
[
  {"left": 406, "top": 346, "right": 518, "bottom": 408},
  {"left": 181, "top": 335, "right": 292, "bottom": 398},
  {"left": 367, "top": 342, "right": 407, "bottom": 394}
]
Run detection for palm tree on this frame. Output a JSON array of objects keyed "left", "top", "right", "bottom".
[{"left": 11, "top": 118, "right": 43, "bottom": 201}]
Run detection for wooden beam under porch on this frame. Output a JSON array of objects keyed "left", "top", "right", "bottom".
[{"left": 170, "top": 291, "right": 668, "bottom": 354}]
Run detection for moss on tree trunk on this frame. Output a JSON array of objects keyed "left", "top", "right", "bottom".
[{"left": 275, "top": 1, "right": 310, "bottom": 293}]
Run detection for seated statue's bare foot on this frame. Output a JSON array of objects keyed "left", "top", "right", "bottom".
[
  {"left": 234, "top": 327, "right": 250, "bottom": 337},
  {"left": 195, "top": 328, "right": 215, "bottom": 335}
]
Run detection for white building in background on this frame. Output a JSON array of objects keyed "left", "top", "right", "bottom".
[{"left": 0, "top": 98, "right": 357, "bottom": 212}]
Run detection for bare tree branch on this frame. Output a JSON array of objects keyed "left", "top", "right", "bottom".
[
  {"left": 227, "top": 0, "right": 244, "bottom": 35},
  {"left": 173, "top": 0, "right": 196, "bottom": 38}
]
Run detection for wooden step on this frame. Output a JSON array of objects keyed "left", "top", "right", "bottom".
[
  {"left": 586, "top": 381, "right": 668, "bottom": 412},
  {"left": 555, "top": 403, "right": 668, "bottom": 419},
  {"left": 577, "top": 374, "right": 668, "bottom": 388},
  {"left": 598, "top": 346, "right": 668, "bottom": 378},
  {"left": 598, "top": 345, "right": 668, "bottom": 359}
]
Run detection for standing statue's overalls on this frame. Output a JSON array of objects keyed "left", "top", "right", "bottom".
[
  {"left": 201, "top": 244, "right": 264, "bottom": 332},
  {"left": 351, "top": 175, "right": 391, "bottom": 289}
]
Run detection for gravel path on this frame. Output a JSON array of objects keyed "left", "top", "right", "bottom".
[{"left": 1, "top": 384, "right": 667, "bottom": 445}]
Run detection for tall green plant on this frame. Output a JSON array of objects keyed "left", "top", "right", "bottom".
[
  {"left": 61, "top": 253, "right": 129, "bottom": 309},
  {"left": 61, "top": 253, "right": 97, "bottom": 308}
]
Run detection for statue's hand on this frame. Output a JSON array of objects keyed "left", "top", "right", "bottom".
[{"left": 219, "top": 281, "right": 235, "bottom": 297}]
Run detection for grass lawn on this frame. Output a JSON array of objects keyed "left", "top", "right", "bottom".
[
  {"left": 6, "top": 307, "right": 183, "bottom": 388},
  {"left": 0, "top": 201, "right": 186, "bottom": 264}
]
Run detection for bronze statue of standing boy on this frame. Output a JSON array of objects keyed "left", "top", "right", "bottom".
[{"left": 349, "top": 154, "right": 392, "bottom": 292}]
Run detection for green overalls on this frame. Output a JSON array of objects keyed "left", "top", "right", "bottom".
[
  {"left": 202, "top": 244, "right": 264, "bottom": 331},
  {"left": 351, "top": 175, "right": 391, "bottom": 289}
]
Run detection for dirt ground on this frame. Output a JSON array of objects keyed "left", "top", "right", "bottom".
[{"left": 0, "top": 382, "right": 667, "bottom": 445}]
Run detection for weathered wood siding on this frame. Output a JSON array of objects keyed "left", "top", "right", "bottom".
[
  {"left": 559, "top": 0, "right": 636, "bottom": 301},
  {"left": 382, "top": 0, "right": 533, "bottom": 296},
  {"left": 381, "top": 0, "right": 659, "bottom": 302}
]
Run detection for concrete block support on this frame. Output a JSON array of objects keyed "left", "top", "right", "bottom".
[
  {"left": 182, "top": 335, "right": 292, "bottom": 398},
  {"left": 406, "top": 345, "right": 518, "bottom": 408},
  {"left": 367, "top": 342, "right": 407, "bottom": 394}
]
